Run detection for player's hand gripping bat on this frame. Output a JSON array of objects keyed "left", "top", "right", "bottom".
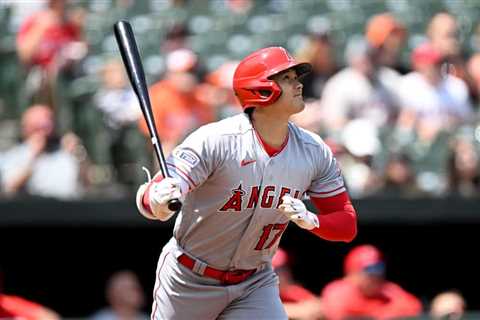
[{"left": 114, "top": 20, "right": 182, "bottom": 213}]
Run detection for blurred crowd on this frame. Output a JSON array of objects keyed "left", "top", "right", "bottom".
[
  {"left": 0, "top": 2, "right": 476, "bottom": 319},
  {"left": 1, "top": 245, "right": 470, "bottom": 319},
  {"left": 1, "top": 0, "right": 480, "bottom": 200},
  {"left": 272, "top": 245, "right": 468, "bottom": 320}
]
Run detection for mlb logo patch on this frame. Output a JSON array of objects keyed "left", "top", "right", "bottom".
[{"left": 174, "top": 149, "right": 200, "bottom": 166}]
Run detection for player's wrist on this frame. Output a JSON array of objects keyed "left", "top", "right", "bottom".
[
  {"left": 136, "top": 183, "right": 157, "bottom": 220},
  {"left": 302, "top": 211, "right": 320, "bottom": 230},
  {"left": 147, "top": 177, "right": 183, "bottom": 221},
  {"left": 278, "top": 196, "right": 319, "bottom": 230}
]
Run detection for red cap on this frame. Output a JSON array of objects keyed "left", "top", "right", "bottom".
[
  {"left": 411, "top": 42, "right": 442, "bottom": 67},
  {"left": 272, "top": 248, "right": 289, "bottom": 269},
  {"left": 344, "top": 245, "right": 384, "bottom": 275},
  {"left": 366, "top": 13, "right": 406, "bottom": 48}
]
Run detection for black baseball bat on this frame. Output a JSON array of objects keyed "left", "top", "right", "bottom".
[{"left": 114, "top": 20, "right": 182, "bottom": 213}]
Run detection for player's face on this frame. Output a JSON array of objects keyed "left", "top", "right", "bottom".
[{"left": 270, "top": 69, "right": 305, "bottom": 116}]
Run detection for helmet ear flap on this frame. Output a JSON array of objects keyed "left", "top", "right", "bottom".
[
  {"left": 268, "top": 79, "right": 282, "bottom": 103},
  {"left": 237, "top": 79, "right": 282, "bottom": 109},
  {"left": 258, "top": 90, "right": 272, "bottom": 98},
  {"left": 254, "top": 79, "right": 282, "bottom": 105}
]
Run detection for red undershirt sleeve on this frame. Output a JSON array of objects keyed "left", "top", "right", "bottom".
[{"left": 309, "top": 191, "right": 357, "bottom": 242}]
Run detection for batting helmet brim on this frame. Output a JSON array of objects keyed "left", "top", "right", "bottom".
[{"left": 266, "top": 61, "right": 312, "bottom": 79}]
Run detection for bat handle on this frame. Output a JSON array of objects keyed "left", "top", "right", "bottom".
[{"left": 168, "top": 198, "right": 182, "bottom": 213}]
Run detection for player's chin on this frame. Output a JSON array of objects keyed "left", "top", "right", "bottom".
[{"left": 292, "top": 97, "right": 305, "bottom": 112}]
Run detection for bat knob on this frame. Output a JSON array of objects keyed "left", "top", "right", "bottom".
[{"left": 168, "top": 198, "right": 182, "bottom": 213}]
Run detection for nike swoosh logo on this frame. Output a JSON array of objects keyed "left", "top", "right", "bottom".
[{"left": 241, "top": 159, "right": 256, "bottom": 166}]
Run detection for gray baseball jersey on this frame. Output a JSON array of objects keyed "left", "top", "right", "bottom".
[{"left": 166, "top": 113, "right": 345, "bottom": 270}]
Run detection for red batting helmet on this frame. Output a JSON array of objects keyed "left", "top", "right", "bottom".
[{"left": 233, "top": 47, "right": 312, "bottom": 110}]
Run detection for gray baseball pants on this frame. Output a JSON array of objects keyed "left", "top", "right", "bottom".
[{"left": 151, "top": 238, "right": 288, "bottom": 320}]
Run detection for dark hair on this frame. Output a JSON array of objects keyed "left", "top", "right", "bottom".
[
  {"left": 244, "top": 107, "right": 254, "bottom": 118},
  {"left": 165, "top": 23, "right": 190, "bottom": 40}
]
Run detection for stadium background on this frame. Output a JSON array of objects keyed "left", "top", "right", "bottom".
[{"left": 1, "top": 0, "right": 480, "bottom": 318}]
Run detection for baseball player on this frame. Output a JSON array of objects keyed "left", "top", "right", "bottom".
[{"left": 136, "top": 46, "right": 358, "bottom": 320}]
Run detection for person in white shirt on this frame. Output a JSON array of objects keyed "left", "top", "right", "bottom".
[
  {"left": 0, "top": 104, "right": 86, "bottom": 199},
  {"left": 398, "top": 42, "right": 473, "bottom": 128},
  {"left": 319, "top": 36, "right": 402, "bottom": 136}
]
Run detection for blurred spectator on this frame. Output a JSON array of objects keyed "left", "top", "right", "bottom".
[
  {"left": 395, "top": 42, "right": 472, "bottom": 195},
  {"left": 386, "top": 107, "right": 452, "bottom": 196},
  {"left": 295, "top": 31, "right": 339, "bottom": 100},
  {"left": 161, "top": 23, "right": 191, "bottom": 54},
  {"left": 16, "top": 0, "right": 86, "bottom": 71},
  {"left": 337, "top": 119, "right": 382, "bottom": 198},
  {"left": 321, "top": 244, "right": 422, "bottom": 320},
  {"left": 5, "top": 0, "right": 46, "bottom": 32},
  {"left": 378, "top": 153, "right": 420, "bottom": 197},
  {"left": 467, "top": 53, "right": 480, "bottom": 105},
  {"left": 196, "top": 61, "right": 241, "bottom": 120},
  {"left": 16, "top": 0, "right": 87, "bottom": 108},
  {"left": 0, "top": 104, "right": 88, "bottom": 199},
  {"left": 366, "top": 13, "right": 408, "bottom": 74},
  {"left": 139, "top": 49, "right": 214, "bottom": 155},
  {"left": 272, "top": 248, "right": 323, "bottom": 320},
  {"left": 430, "top": 290, "right": 466, "bottom": 320},
  {"left": 427, "top": 13, "right": 478, "bottom": 103},
  {"left": 427, "top": 13, "right": 460, "bottom": 60},
  {"left": 96, "top": 60, "right": 141, "bottom": 130},
  {"left": 90, "top": 270, "right": 148, "bottom": 320},
  {"left": 399, "top": 41, "right": 472, "bottom": 126},
  {"left": 226, "top": 0, "right": 253, "bottom": 15},
  {"left": 447, "top": 127, "right": 480, "bottom": 197},
  {"left": 94, "top": 59, "right": 149, "bottom": 192},
  {"left": 319, "top": 36, "right": 402, "bottom": 137},
  {"left": 0, "top": 266, "right": 60, "bottom": 320}
]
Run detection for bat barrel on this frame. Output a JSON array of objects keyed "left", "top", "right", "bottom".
[
  {"left": 114, "top": 20, "right": 171, "bottom": 181},
  {"left": 114, "top": 20, "right": 182, "bottom": 213}
]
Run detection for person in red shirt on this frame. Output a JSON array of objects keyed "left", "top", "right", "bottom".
[
  {"left": 16, "top": 0, "right": 87, "bottom": 109},
  {"left": 273, "top": 248, "right": 323, "bottom": 320},
  {"left": 321, "top": 244, "right": 422, "bottom": 320},
  {"left": 0, "top": 295, "right": 60, "bottom": 320},
  {"left": 0, "top": 267, "right": 60, "bottom": 320},
  {"left": 139, "top": 49, "right": 214, "bottom": 156},
  {"left": 16, "top": 0, "right": 85, "bottom": 72}
]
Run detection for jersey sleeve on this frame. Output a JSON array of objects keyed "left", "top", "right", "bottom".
[
  {"left": 309, "top": 193, "right": 357, "bottom": 242},
  {"left": 307, "top": 141, "right": 346, "bottom": 198},
  {"left": 166, "top": 125, "right": 219, "bottom": 191}
]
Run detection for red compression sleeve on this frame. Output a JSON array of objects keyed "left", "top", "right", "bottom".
[
  {"left": 309, "top": 192, "right": 357, "bottom": 242},
  {"left": 142, "top": 175, "right": 164, "bottom": 212}
]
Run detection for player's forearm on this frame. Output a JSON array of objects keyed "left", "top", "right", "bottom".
[
  {"left": 308, "top": 193, "right": 357, "bottom": 242},
  {"left": 309, "top": 209, "right": 357, "bottom": 242}
]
